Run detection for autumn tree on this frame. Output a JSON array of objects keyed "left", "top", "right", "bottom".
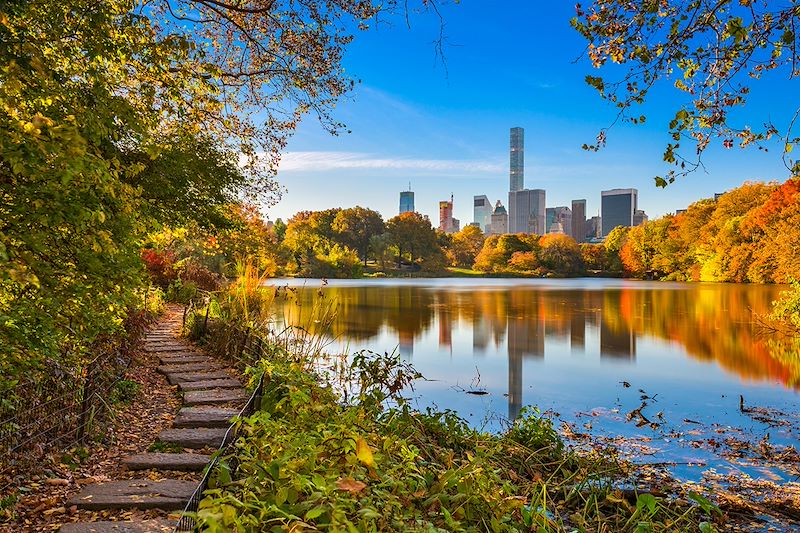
[
  {"left": 386, "top": 212, "right": 441, "bottom": 267},
  {"left": 447, "top": 225, "right": 486, "bottom": 267},
  {"left": 603, "top": 226, "right": 630, "bottom": 272},
  {"left": 332, "top": 207, "right": 385, "bottom": 265},
  {"left": 539, "top": 234, "right": 584, "bottom": 275},
  {"left": 573, "top": 1, "right": 800, "bottom": 184}
]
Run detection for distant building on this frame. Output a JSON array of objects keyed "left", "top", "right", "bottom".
[
  {"left": 509, "top": 189, "right": 546, "bottom": 234},
  {"left": 676, "top": 209, "right": 687, "bottom": 215},
  {"left": 601, "top": 188, "right": 638, "bottom": 237},
  {"left": 473, "top": 195, "right": 492, "bottom": 232},
  {"left": 571, "top": 199, "right": 586, "bottom": 243},
  {"left": 399, "top": 189, "right": 414, "bottom": 214},
  {"left": 633, "top": 209, "right": 648, "bottom": 226},
  {"left": 714, "top": 192, "right": 725, "bottom": 201},
  {"left": 586, "top": 216, "right": 602, "bottom": 240},
  {"left": 439, "top": 195, "right": 458, "bottom": 234},
  {"left": 510, "top": 127, "right": 524, "bottom": 192},
  {"left": 489, "top": 201, "right": 508, "bottom": 235},
  {"left": 546, "top": 206, "right": 571, "bottom": 235}
]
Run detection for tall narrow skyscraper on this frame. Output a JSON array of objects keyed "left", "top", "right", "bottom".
[
  {"left": 571, "top": 199, "right": 586, "bottom": 243},
  {"left": 510, "top": 127, "right": 524, "bottom": 192}
]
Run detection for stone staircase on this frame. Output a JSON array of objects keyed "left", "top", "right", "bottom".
[{"left": 60, "top": 308, "right": 247, "bottom": 532}]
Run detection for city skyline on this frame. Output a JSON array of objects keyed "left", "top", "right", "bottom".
[{"left": 263, "top": 1, "right": 794, "bottom": 226}]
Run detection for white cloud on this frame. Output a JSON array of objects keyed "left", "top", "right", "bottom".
[{"left": 278, "top": 151, "right": 505, "bottom": 174}]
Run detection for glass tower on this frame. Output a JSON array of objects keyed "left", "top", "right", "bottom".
[
  {"left": 510, "top": 127, "right": 524, "bottom": 192},
  {"left": 399, "top": 190, "right": 414, "bottom": 214}
]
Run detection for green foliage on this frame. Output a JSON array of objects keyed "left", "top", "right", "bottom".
[
  {"left": 572, "top": 2, "right": 800, "bottom": 182},
  {"left": 110, "top": 379, "right": 141, "bottom": 405},
  {"left": 386, "top": 212, "right": 441, "bottom": 267},
  {"left": 769, "top": 280, "right": 800, "bottom": 334},
  {"left": 194, "top": 337, "right": 718, "bottom": 532}
]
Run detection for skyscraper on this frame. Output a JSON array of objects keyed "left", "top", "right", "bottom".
[
  {"left": 601, "top": 188, "right": 638, "bottom": 237},
  {"left": 571, "top": 199, "right": 586, "bottom": 243},
  {"left": 399, "top": 188, "right": 414, "bottom": 214},
  {"left": 546, "top": 206, "right": 571, "bottom": 235},
  {"left": 509, "top": 189, "right": 546, "bottom": 234},
  {"left": 473, "top": 195, "right": 492, "bottom": 232},
  {"left": 489, "top": 201, "right": 508, "bottom": 235},
  {"left": 510, "top": 127, "right": 524, "bottom": 192},
  {"left": 439, "top": 195, "right": 459, "bottom": 233}
]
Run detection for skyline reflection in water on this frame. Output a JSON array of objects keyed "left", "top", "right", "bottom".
[{"left": 267, "top": 278, "right": 799, "bottom": 455}]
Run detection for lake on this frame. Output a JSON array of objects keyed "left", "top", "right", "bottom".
[{"left": 265, "top": 277, "right": 800, "bottom": 484}]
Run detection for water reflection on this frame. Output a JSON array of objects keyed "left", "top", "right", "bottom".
[{"left": 273, "top": 280, "right": 796, "bottom": 398}]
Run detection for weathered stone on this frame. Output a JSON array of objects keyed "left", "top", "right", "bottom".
[
  {"left": 165, "top": 371, "right": 230, "bottom": 385},
  {"left": 122, "top": 452, "right": 211, "bottom": 471},
  {"left": 67, "top": 479, "right": 196, "bottom": 511},
  {"left": 157, "top": 355, "right": 211, "bottom": 365},
  {"left": 158, "top": 362, "right": 220, "bottom": 374},
  {"left": 158, "top": 428, "right": 228, "bottom": 449},
  {"left": 183, "top": 389, "right": 248, "bottom": 407},
  {"left": 178, "top": 379, "right": 241, "bottom": 392},
  {"left": 173, "top": 407, "right": 239, "bottom": 428},
  {"left": 59, "top": 519, "right": 175, "bottom": 532},
  {"left": 145, "top": 346, "right": 192, "bottom": 353}
]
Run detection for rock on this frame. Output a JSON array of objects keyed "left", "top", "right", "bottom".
[
  {"left": 165, "top": 371, "right": 231, "bottom": 385},
  {"left": 66, "top": 479, "right": 196, "bottom": 511},
  {"left": 173, "top": 407, "right": 240, "bottom": 429},
  {"left": 59, "top": 520, "right": 175, "bottom": 532},
  {"left": 183, "top": 389, "right": 248, "bottom": 407},
  {"left": 178, "top": 379, "right": 242, "bottom": 392},
  {"left": 122, "top": 453, "right": 211, "bottom": 471},
  {"left": 158, "top": 428, "right": 228, "bottom": 449},
  {"left": 157, "top": 355, "right": 211, "bottom": 365},
  {"left": 157, "top": 363, "right": 220, "bottom": 374}
]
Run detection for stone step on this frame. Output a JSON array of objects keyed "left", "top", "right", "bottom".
[
  {"left": 122, "top": 452, "right": 211, "bottom": 471},
  {"left": 60, "top": 519, "right": 175, "bottom": 532},
  {"left": 67, "top": 479, "right": 196, "bottom": 511},
  {"left": 157, "top": 355, "right": 212, "bottom": 365},
  {"left": 183, "top": 389, "right": 248, "bottom": 407},
  {"left": 158, "top": 362, "right": 220, "bottom": 374},
  {"left": 166, "top": 371, "right": 231, "bottom": 385},
  {"left": 158, "top": 428, "right": 228, "bottom": 449},
  {"left": 145, "top": 346, "right": 193, "bottom": 353},
  {"left": 178, "top": 379, "right": 242, "bottom": 392},
  {"left": 173, "top": 407, "right": 240, "bottom": 428}
]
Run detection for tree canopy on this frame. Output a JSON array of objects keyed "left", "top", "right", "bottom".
[{"left": 572, "top": 1, "right": 800, "bottom": 184}]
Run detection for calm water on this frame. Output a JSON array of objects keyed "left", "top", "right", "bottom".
[{"left": 266, "top": 278, "right": 800, "bottom": 482}]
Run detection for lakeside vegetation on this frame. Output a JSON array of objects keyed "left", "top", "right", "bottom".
[{"left": 188, "top": 278, "right": 725, "bottom": 532}]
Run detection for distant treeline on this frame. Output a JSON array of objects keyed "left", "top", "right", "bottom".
[
  {"left": 614, "top": 178, "right": 800, "bottom": 282},
  {"left": 143, "top": 177, "right": 800, "bottom": 287}
]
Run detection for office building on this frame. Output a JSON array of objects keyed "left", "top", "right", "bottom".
[
  {"left": 510, "top": 127, "right": 524, "bottom": 192},
  {"left": 546, "top": 206, "right": 571, "bottom": 235},
  {"left": 439, "top": 195, "right": 459, "bottom": 234},
  {"left": 489, "top": 201, "right": 508, "bottom": 235},
  {"left": 571, "top": 199, "right": 586, "bottom": 243},
  {"left": 633, "top": 209, "right": 648, "bottom": 226},
  {"left": 399, "top": 189, "right": 414, "bottom": 214},
  {"left": 601, "top": 188, "right": 638, "bottom": 237},
  {"left": 586, "top": 216, "right": 602, "bottom": 241},
  {"left": 509, "top": 189, "right": 546, "bottom": 234},
  {"left": 473, "top": 195, "right": 492, "bottom": 232}
]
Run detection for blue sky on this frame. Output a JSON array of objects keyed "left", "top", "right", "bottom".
[{"left": 266, "top": 2, "right": 795, "bottom": 225}]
